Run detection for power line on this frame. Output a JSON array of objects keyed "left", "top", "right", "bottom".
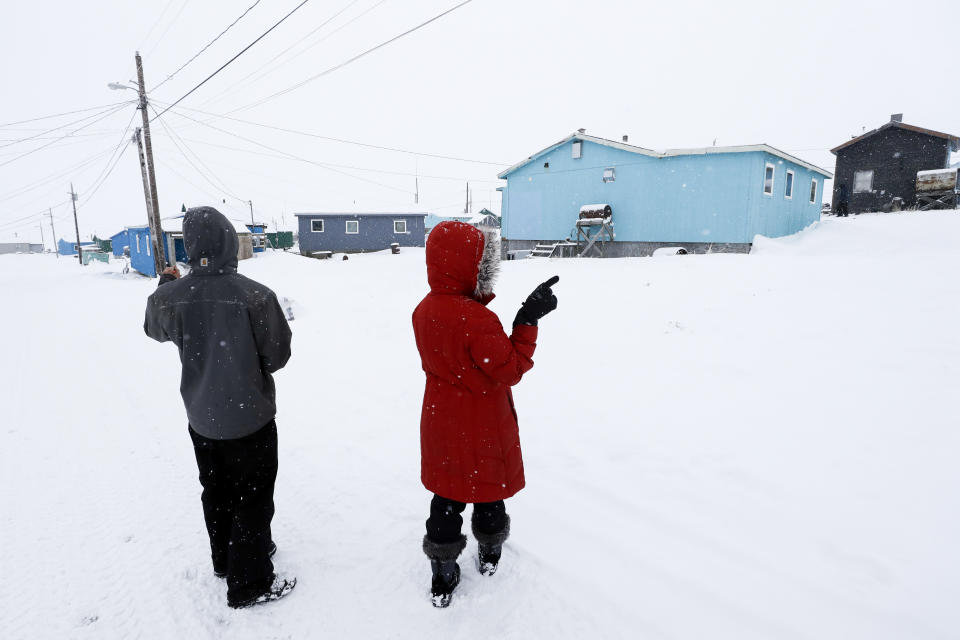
[
  {"left": 153, "top": 100, "right": 510, "bottom": 166},
  {"left": 0, "top": 147, "right": 116, "bottom": 204},
  {"left": 0, "top": 102, "right": 134, "bottom": 150},
  {"left": 0, "top": 101, "right": 131, "bottom": 129},
  {"left": 161, "top": 106, "right": 413, "bottom": 194},
  {"left": 152, "top": 0, "right": 264, "bottom": 92},
  {"left": 175, "top": 133, "right": 502, "bottom": 183},
  {"left": 152, "top": 107, "right": 246, "bottom": 201},
  {"left": 76, "top": 109, "right": 141, "bottom": 208},
  {"left": 140, "top": 0, "right": 178, "bottom": 48},
  {"left": 0, "top": 103, "right": 133, "bottom": 169},
  {"left": 151, "top": 0, "right": 313, "bottom": 122},
  {"left": 143, "top": 0, "right": 192, "bottom": 58},
  {"left": 235, "top": 0, "right": 474, "bottom": 113},
  {"left": 198, "top": 0, "right": 373, "bottom": 107}
]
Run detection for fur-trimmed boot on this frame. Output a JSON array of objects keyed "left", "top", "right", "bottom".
[
  {"left": 473, "top": 515, "right": 510, "bottom": 576},
  {"left": 423, "top": 535, "right": 466, "bottom": 608}
]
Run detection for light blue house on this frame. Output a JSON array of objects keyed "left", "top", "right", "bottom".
[
  {"left": 57, "top": 238, "right": 94, "bottom": 256},
  {"left": 498, "top": 132, "right": 833, "bottom": 257},
  {"left": 295, "top": 213, "right": 427, "bottom": 255},
  {"left": 109, "top": 230, "right": 130, "bottom": 257}
]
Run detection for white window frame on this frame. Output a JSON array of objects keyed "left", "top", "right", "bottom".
[
  {"left": 763, "top": 163, "right": 775, "bottom": 196},
  {"left": 853, "top": 170, "right": 874, "bottom": 194},
  {"left": 311, "top": 219, "right": 324, "bottom": 233},
  {"left": 810, "top": 179, "right": 818, "bottom": 204},
  {"left": 345, "top": 220, "right": 359, "bottom": 234},
  {"left": 393, "top": 220, "right": 408, "bottom": 234},
  {"left": 136, "top": 235, "right": 141, "bottom": 253},
  {"left": 572, "top": 141, "right": 582, "bottom": 159},
  {"left": 602, "top": 167, "right": 616, "bottom": 183},
  {"left": 784, "top": 169, "right": 794, "bottom": 199}
]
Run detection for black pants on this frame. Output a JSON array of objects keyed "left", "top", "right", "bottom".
[
  {"left": 426, "top": 494, "right": 508, "bottom": 544},
  {"left": 189, "top": 421, "right": 277, "bottom": 604}
]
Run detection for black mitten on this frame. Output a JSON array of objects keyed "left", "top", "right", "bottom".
[{"left": 514, "top": 276, "right": 559, "bottom": 327}]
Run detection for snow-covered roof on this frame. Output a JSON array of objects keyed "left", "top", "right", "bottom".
[
  {"left": 917, "top": 168, "right": 958, "bottom": 177},
  {"left": 498, "top": 132, "right": 833, "bottom": 179}
]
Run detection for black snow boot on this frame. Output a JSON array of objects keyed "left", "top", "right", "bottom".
[
  {"left": 215, "top": 540, "right": 276, "bottom": 579},
  {"left": 423, "top": 535, "right": 466, "bottom": 608},
  {"left": 473, "top": 515, "right": 510, "bottom": 576},
  {"left": 227, "top": 574, "right": 296, "bottom": 609}
]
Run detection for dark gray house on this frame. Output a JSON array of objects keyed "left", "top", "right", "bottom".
[
  {"left": 296, "top": 212, "right": 427, "bottom": 254},
  {"left": 831, "top": 115, "right": 959, "bottom": 214}
]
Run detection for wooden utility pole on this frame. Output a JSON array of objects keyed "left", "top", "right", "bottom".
[
  {"left": 70, "top": 183, "right": 81, "bottom": 265},
  {"left": 133, "top": 127, "right": 164, "bottom": 269},
  {"left": 38, "top": 223, "right": 45, "bottom": 253},
  {"left": 248, "top": 200, "right": 255, "bottom": 226},
  {"left": 49, "top": 208, "right": 59, "bottom": 258},
  {"left": 135, "top": 51, "right": 167, "bottom": 275}
]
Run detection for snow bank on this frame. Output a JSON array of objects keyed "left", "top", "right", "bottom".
[{"left": 2, "top": 210, "right": 959, "bottom": 638}]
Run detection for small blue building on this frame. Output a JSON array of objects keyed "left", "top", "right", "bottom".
[
  {"left": 109, "top": 230, "right": 130, "bottom": 257},
  {"left": 295, "top": 213, "right": 427, "bottom": 254},
  {"left": 126, "top": 216, "right": 253, "bottom": 276},
  {"left": 57, "top": 238, "right": 94, "bottom": 256},
  {"left": 498, "top": 132, "right": 833, "bottom": 257}
]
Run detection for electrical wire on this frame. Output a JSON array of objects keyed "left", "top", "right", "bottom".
[
  {"left": 0, "top": 147, "right": 116, "bottom": 204},
  {"left": 0, "top": 102, "right": 135, "bottom": 150},
  {"left": 151, "top": 0, "right": 312, "bottom": 122},
  {"left": 0, "top": 103, "right": 133, "bottom": 169},
  {"left": 152, "top": 0, "right": 264, "bottom": 92},
  {"left": 152, "top": 100, "right": 509, "bottom": 166},
  {"left": 140, "top": 0, "right": 178, "bottom": 49},
  {"left": 161, "top": 106, "right": 412, "bottom": 194},
  {"left": 234, "top": 0, "right": 474, "bottom": 113},
  {"left": 198, "top": 0, "right": 373, "bottom": 107},
  {"left": 151, "top": 106, "right": 246, "bottom": 201},
  {"left": 143, "top": 0, "right": 192, "bottom": 58},
  {"left": 0, "top": 101, "right": 131, "bottom": 129}
]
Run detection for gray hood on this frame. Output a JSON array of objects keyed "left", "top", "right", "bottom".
[{"left": 183, "top": 206, "right": 238, "bottom": 275}]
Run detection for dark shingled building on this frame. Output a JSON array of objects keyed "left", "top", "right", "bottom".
[{"left": 830, "top": 115, "right": 959, "bottom": 214}]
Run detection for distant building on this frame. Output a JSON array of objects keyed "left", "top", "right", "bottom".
[
  {"left": 830, "top": 115, "right": 960, "bottom": 213},
  {"left": 498, "top": 131, "right": 831, "bottom": 257},
  {"left": 295, "top": 213, "right": 427, "bottom": 255},
  {"left": 246, "top": 223, "right": 268, "bottom": 253},
  {"left": 0, "top": 242, "right": 44, "bottom": 255},
  {"left": 109, "top": 230, "right": 130, "bottom": 257},
  {"left": 126, "top": 216, "right": 253, "bottom": 277},
  {"left": 424, "top": 210, "right": 500, "bottom": 233},
  {"left": 57, "top": 238, "right": 94, "bottom": 256}
]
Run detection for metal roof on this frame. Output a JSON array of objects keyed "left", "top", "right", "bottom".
[
  {"left": 831, "top": 121, "right": 960, "bottom": 154},
  {"left": 498, "top": 132, "right": 832, "bottom": 179}
]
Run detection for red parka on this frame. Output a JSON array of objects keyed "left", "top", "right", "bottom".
[{"left": 412, "top": 222, "right": 537, "bottom": 504}]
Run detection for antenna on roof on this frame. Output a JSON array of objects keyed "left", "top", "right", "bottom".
[{"left": 577, "top": 128, "right": 586, "bottom": 134}]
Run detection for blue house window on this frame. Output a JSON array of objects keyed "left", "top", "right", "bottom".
[
  {"left": 394, "top": 220, "right": 407, "bottom": 234},
  {"left": 311, "top": 219, "right": 324, "bottom": 232},
  {"left": 784, "top": 170, "right": 794, "bottom": 199},
  {"left": 602, "top": 167, "right": 616, "bottom": 183},
  {"left": 572, "top": 141, "right": 582, "bottom": 159},
  {"left": 345, "top": 220, "right": 359, "bottom": 234},
  {"left": 763, "top": 163, "right": 775, "bottom": 195},
  {"left": 810, "top": 179, "right": 818, "bottom": 204}
]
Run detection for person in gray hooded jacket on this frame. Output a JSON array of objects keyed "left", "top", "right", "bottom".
[{"left": 144, "top": 206, "right": 295, "bottom": 608}]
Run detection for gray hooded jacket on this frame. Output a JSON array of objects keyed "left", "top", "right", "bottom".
[{"left": 144, "top": 207, "right": 292, "bottom": 439}]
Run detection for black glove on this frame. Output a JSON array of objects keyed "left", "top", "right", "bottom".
[{"left": 514, "top": 276, "right": 559, "bottom": 327}]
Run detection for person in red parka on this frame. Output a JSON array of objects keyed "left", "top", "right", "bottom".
[{"left": 412, "top": 221, "right": 559, "bottom": 607}]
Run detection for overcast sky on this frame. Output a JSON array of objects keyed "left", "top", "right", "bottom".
[{"left": 2, "top": 0, "right": 957, "bottom": 243}]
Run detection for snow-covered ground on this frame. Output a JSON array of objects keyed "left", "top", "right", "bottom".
[{"left": 2, "top": 212, "right": 959, "bottom": 639}]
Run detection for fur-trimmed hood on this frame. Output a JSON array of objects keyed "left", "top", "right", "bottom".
[{"left": 425, "top": 221, "right": 500, "bottom": 300}]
